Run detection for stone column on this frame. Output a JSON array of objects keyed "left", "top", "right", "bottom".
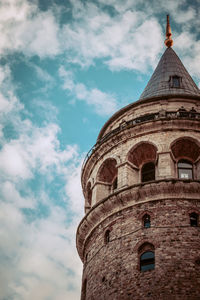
[
  {"left": 157, "top": 152, "right": 175, "bottom": 179},
  {"left": 92, "top": 181, "right": 111, "bottom": 204},
  {"left": 117, "top": 161, "right": 139, "bottom": 188}
]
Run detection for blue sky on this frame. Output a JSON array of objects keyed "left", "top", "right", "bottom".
[{"left": 0, "top": 0, "right": 199, "bottom": 299}]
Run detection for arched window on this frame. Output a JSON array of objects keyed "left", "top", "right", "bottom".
[
  {"left": 178, "top": 159, "right": 193, "bottom": 180},
  {"left": 141, "top": 162, "right": 155, "bottom": 182},
  {"left": 140, "top": 251, "right": 155, "bottom": 272},
  {"left": 143, "top": 214, "right": 151, "bottom": 228},
  {"left": 104, "top": 230, "right": 110, "bottom": 244},
  {"left": 190, "top": 212, "right": 198, "bottom": 227}
]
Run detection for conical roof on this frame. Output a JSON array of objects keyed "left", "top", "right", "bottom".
[{"left": 139, "top": 47, "right": 200, "bottom": 100}]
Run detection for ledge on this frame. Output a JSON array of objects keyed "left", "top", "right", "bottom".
[
  {"left": 97, "top": 95, "right": 200, "bottom": 141},
  {"left": 76, "top": 179, "right": 200, "bottom": 261}
]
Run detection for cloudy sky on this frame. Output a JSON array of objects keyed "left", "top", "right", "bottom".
[{"left": 0, "top": 0, "right": 199, "bottom": 299}]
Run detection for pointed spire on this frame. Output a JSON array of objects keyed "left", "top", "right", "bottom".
[
  {"left": 139, "top": 47, "right": 200, "bottom": 100},
  {"left": 139, "top": 15, "right": 200, "bottom": 101},
  {"left": 165, "top": 15, "right": 173, "bottom": 48}
]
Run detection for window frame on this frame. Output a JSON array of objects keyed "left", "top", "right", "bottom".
[
  {"left": 140, "top": 251, "right": 155, "bottom": 272},
  {"left": 177, "top": 159, "right": 193, "bottom": 180}
]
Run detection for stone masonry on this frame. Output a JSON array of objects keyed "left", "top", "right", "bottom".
[{"left": 76, "top": 20, "right": 200, "bottom": 300}]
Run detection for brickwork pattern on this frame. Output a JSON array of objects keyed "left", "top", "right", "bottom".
[
  {"left": 77, "top": 96, "right": 200, "bottom": 300},
  {"left": 82, "top": 199, "right": 200, "bottom": 300}
]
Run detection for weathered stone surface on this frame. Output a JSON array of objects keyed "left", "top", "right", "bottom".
[{"left": 77, "top": 48, "right": 200, "bottom": 300}]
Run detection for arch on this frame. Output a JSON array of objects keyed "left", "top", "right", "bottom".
[
  {"left": 138, "top": 242, "right": 155, "bottom": 254},
  {"left": 127, "top": 142, "right": 158, "bottom": 167},
  {"left": 97, "top": 158, "right": 117, "bottom": 183},
  {"left": 171, "top": 137, "right": 200, "bottom": 163}
]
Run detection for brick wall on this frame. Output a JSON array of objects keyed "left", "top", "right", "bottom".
[{"left": 82, "top": 199, "right": 200, "bottom": 300}]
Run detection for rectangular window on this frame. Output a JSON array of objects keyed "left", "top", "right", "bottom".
[
  {"left": 178, "top": 169, "right": 193, "bottom": 179},
  {"left": 171, "top": 76, "right": 181, "bottom": 88}
]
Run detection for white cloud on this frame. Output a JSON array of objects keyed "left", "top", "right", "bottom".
[
  {"left": 0, "top": 198, "right": 83, "bottom": 300},
  {"left": 60, "top": 0, "right": 200, "bottom": 81},
  {"left": 59, "top": 66, "right": 119, "bottom": 115},
  {"left": 0, "top": 0, "right": 199, "bottom": 79},
  {"left": 0, "top": 60, "right": 83, "bottom": 300},
  {"left": 0, "top": 0, "right": 60, "bottom": 57},
  {"left": 174, "top": 32, "right": 200, "bottom": 83},
  {"left": 62, "top": 5, "right": 163, "bottom": 71}
]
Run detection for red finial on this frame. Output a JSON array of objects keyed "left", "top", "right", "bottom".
[{"left": 165, "top": 15, "right": 173, "bottom": 47}]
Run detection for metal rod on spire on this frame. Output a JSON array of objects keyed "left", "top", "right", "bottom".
[{"left": 165, "top": 15, "right": 173, "bottom": 48}]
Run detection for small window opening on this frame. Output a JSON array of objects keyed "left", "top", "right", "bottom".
[
  {"left": 143, "top": 214, "right": 151, "bottom": 228},
  {"left": 141, "top": 162, "right": 155, "bottom": 182},
  {"left": 140, "top": 251, "right": 155, "bottom": 272},
  {"left": 105, "top": 230, "right": 110, "bottom": 244},
  {"left": 172, "top": 76, "right": 180, "bottom": 88},
  {"left": 190, "top": 212, "right": 198, "bottom": 227},
  {"left": 112, "top": 177, "right": 118, "bottom": 190},
  {"left": 178, "top": 159, "right": 193, "bottom": 180},
  {"left": 86, "top": 182, "right": 92, "bottom": 206}
]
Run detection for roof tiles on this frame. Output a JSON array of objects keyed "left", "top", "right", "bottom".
[{"left": 139, "top": 47, "right": 200, "bottom": 100}]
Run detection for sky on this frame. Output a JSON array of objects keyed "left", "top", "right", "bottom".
[{"left": 0, "top": 0, "right": 199, "bottom": 299}]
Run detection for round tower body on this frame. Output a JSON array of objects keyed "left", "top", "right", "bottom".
[{"left": 76, "top": 44, "right": 200, "bottom": 299}]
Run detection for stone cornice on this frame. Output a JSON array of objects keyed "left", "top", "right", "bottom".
[
  {"left": 97, "top": 96, "right": 200, "bottom": 141},
  {"left": 76, "top": 179, "right": 200, "bottom": 261}
]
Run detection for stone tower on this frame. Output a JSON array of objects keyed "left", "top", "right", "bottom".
[{"left": 77, "top": 16, "right": 200, "bottom": 300}]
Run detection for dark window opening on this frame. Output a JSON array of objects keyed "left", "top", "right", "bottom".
[
  {"left": 190, "top": 212, "right": 198, "bottom": 227},
  {"left": 105, "top": 230, "right": 110, "bottom": 244},
  {"left": 178, "top": 159, "right": 193, "bottom": 180},
  {"left": 141, "top": 162, "right": 155, "bottom": 182},
  {"left": 113, "top": 177, "right": 118, "bottom": 190},
  {"left": 86, "top": 182, "right": 92, "bottom": 206},
  {"left": 143, "top": 214, "right": 151, "bottom": 228},
  {"left": 190, "top": 107, "right": 196, "bottom": 118},
  {"left": 172, "top": 76, "right": 181, "bottom": 88},
  {"left": 140, "top": 251, "right": 155, "bottom": 272}
]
